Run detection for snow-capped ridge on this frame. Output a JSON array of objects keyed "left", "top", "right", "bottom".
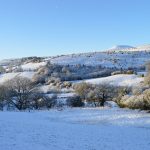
[
  {"left": 137, "top": 44, "right": 150, "bottom": 50},
  {"left": 108, "top": 44, "right": 150, "bottom": 52},
  {"left": 109, "top": 45, "right": 136, "bottom": 50}
]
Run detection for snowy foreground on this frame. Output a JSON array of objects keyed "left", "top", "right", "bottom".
[{"left": 1, "top": 107, "right": 150, "bottom": 150}]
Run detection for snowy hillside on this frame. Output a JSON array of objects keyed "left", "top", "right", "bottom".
[
  {"left": 77, "top": 74, "right": 144, "bottom": 87},
  {"left": 44, "top": 44, "right": 150, "bottom": 69},
  {"left": 0, "top": 44, "right": 150, "bottom": 70},
  {"left": 0, "top": 72, "right": 35, "bottom": 84},
  {"left": 49, "top": 51, "right": 150, "bottom": 69},
  {"left": 21, "top": 62, "right": 47, "bottom": 71}
]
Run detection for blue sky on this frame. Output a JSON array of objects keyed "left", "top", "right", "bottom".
[{"left": 0, "top": 0, "right": 150, "bottom": 59}]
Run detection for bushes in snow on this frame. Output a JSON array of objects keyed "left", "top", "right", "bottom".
[
  {"left": 47, "top": 77, "right": 72, "bottom": 89},
  {"left": 73, "top": 82, "right": 91, "bottom": 100},
  {"left": 114, "top": 87, "right": 131, "bottom": 108},
  {"left": 116, "top": 91, "right": 150, "bottom": 110},
  {"left": 144, "top": 73, "right": 150, "bottom": 86},
  {"left": 144, "top": 62, "right": 150, "bottom": 85},
  {"left": 21, "top": 57, "right": 43, "bottom": 63},
  {"left": 32, "top": 74, "right": 46, "bottom": 84},
  {"left": 111, "top": 70, "right": 134, "bottom": 76},
  {"left": 115, "top": 64, "right": 150, "bottom": 110}
]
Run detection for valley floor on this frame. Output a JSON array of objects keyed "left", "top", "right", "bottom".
[{"left": 1, "top": 107, "right": 150, "bottom": 150}]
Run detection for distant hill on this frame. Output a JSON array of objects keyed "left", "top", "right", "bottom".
[
  {"left": 108, "top": 44, "right": 150, "bottom": 52},
  {"left": 0, "top": 44, "right": 150, "bottom": 70},
  {"left": 108, "top": 45, "right": 136, "bottom": 51}
]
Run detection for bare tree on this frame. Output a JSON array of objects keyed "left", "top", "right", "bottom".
[
  {"left": 87, "top": 84, "right": 114, "bottom": 106},
  {"left": 4, "top": 76, "right": 35, "bottom": 110}
]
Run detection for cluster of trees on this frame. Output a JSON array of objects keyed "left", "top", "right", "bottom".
[
  {"left": 73, "top": 82, "right": 117, "bottom": 107},
  {"left": 21, "top": 56, "right": 44, "bottom": 63},
  {"left": 32, "top": 63, "right": 115, "bottom": 85},
  {"left": 0, "top": 76, "right": 57, "bottom": 111}
]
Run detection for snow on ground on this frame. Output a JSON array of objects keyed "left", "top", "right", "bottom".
[
  {"left": 40, "top": 84, "right": 74, "bottom": 94},
  {"left": 0, "top": 73, "right": 18, "bottom": 83},
  {"left": 75, "top": 74, "right": 144, "bottom": 87},
  {"left": 19, "top": 71, "right": 35, "bottom": 79},
  {"left": 0, "top": 72, "right": 35, "bottom": 84},
  {"left": 57, "top": 93, "right": 75, "bottom": 98},
  {"left": 1, "top": 107, "right": 150, "bottom": 150},
  {"left": 40, "top": 85, "right": 52, "bottom": 93},
  {"left": 21, "top": 62, "right": 47, "bottom": 71}
]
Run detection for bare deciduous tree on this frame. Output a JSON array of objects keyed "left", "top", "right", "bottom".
[
  {"left": 87, "top": 84, "right": 115, "bottom": 106},
  {"left": 4, "top": 76, "right": 35, "bottom": 110}
]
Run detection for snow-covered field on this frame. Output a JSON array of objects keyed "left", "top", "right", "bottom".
[
  {"left": 1, "top": 107, "right": 150, "bottom": 150},
  {"left": 21, "top": 62, "right": 47, "bottom": 71},
  {"left": 75, "top": 74, "right": 144, "bottom": 87},
  {"left": 0, "top": 72, "right": 35, "bottom": 84}
]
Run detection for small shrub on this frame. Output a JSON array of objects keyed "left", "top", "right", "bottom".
[
  {"left": 32, "top": 74, "right": 46, "bottom": 84},
  {"left": 44, "top": 95, "right": 57, "bottom": 109},
  {"left": 66, "top": 96, "right": 84, "bottom": 107}
]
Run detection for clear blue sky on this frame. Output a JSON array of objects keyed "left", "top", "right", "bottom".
[{"left": 0, "top": 0, "right": 150, "bottom": 59}]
